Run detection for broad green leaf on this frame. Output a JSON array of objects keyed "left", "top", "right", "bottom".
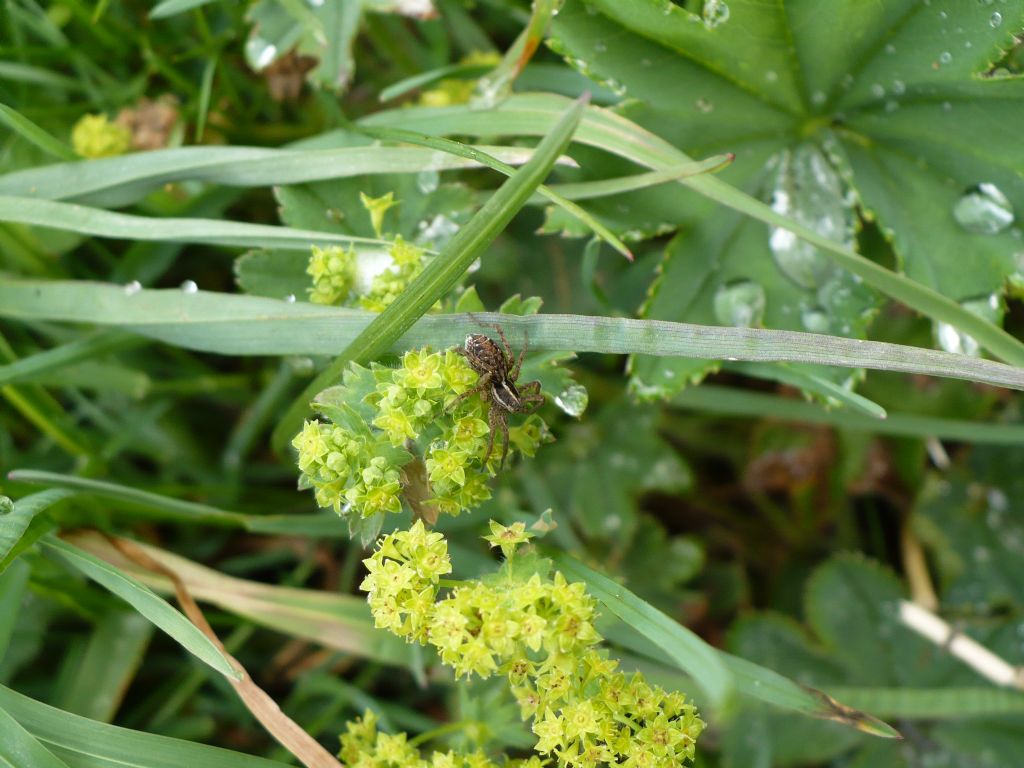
[
  {"left": 0, "top": 490, "right": 72, "bottom": 574},
  {"left": 549, "top": 0, "right": 1024, "bottom": 393},
  {"left": 0, "top": 684, "right": 292, "bottom": 768},
  {"left": 2, "top": 281, "right": 1023, "bottom": 392},
  {"left": 358, "top": 93, "right": 1024, "bottom": 369},
  {"left": 271, "top": 95, "right": 589, "bottom": 450},
  {"left": 66, "top": 531, "right": 416, "bottom": 668},
  {"left": 0, "top": 704, "right": 70, "bottom": 768},
  {"left": 40, "top": 538, "right": 241, "bottom": 681},
  {"left": 245, "top": 0, "right": 362, "bottom": 92},
  {"left": 724, "top": 554, "right": 1013, "bottom": 765}
]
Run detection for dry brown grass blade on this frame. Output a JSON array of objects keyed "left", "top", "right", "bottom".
[{"left": 103, "top": 534, "right": 343, "bottom": 768}]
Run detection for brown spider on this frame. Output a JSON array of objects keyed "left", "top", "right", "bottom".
[{"left": 448, "top": 324, "right": 544, "bottom": 469}]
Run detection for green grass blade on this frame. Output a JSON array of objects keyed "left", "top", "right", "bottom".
[
  {"left": 0, "top": 103, "right": 77, "bottom": 161},
  {"left": 0, "top": 684, "right": 292, "bottom": 768},
  {"left": 0, "top": 196, "right": 398, "bottom": 252},
  {"left": 361, "top": 94, "right": 1024, "bottom": 367},
  {"left": 2, "top": 285, "right": 1020, "bottom": 392},
  {"left": 730, "top": 362, "right": 887, "bottom": 419},
  {"left": 0, "top": 704, "right": 70, "bottom": 768},
  {"left": 673, "top": 385, "right": 1024, "bottom": 445},
  {"left": 358, "top": 124, "right": 634, "bottom": 259},
  {"left": 536, "top": 156, "right": 733, "bottom": 201},
  {"left": 0, "top": 144, "right": 560, "bottom": 205},
  {"left": 0, "top": 489, "right": 73, "bottom": 574},
  {"left": 150, "top": 0, "right": 218, "bottom": 20},
  {"left": 552, "top": 552, "right": 736, "bottom": 712},
  {"left": 0, "top": 331, "right": 140, "bottom": 387},
  {"left": 7, "top": 470, "right": 347, "bottom": 537},
  {"left": 270, "top": 95, "right": 589, "bottom": 451},
  {"left": 379, "top": 62, "right": 492, "bottom": 102},
  {"left": 40, "top": 537, "right": 242, "bottom": 681},
  {"left": 0, "top": 561, "right": 31, "bottom": 658},
  {"left": 52, "top": 611, "right": 152, "bottom": 722},
  {"left": 824, "top": 687, "right": 1024, "bottom": 719}
]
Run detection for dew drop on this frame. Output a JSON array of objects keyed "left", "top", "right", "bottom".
[
  {"left": 885, "top": 100, "right": 899, "bottom": 112},
  {"left": 942, "top": 100, "right": 953, "bottom": 111},
  {"left": 713, "top": 280, "right": 766, "bottom": 328},
  {"left": 891, "top": 79, "right": 906, "bottom": 95},
  {"left": 123, "top": 280, "right": 142, "bottom": 296},
  {"left": 801, "top": 306, "right": 831, "bottom": 334},
  {"left": 180, "top": 279, "right": 198, "bottom": 294},
  {"left": 695, "top": 97, "right": 714, "bottom": 113},
  {"left": 811, "top": 90, "right": 826, "bottom": 106},
  {"left": 285, "top": 294, "right": 296, "bottom": 303},
  {"left": 765, "top": 69, "right": 778, "bottom": 82},
  {"left": 765, "top": 144, "right": 855, "bottom": 290},
  {"left": 870, "top": 83, "right": 885, "bottom": 98},
  {"left": 953, "top": 183, "right": 1015, "bottom": 235},
  {"left": 702, "top": 0, "right": 730, "bottom": 28},
  {"left": 416, "top": 169, "right": 439, "bottom": 194},
  {"left": 554, "top": 384, "right": 589, "bottom": 418},
  {"left": 990, "top": 11, "right": 1003, "bottom": 27},
  {"left": 939, "top": 51, "right": 952, "bottom": 64},
  {"left": 933, "top": 294, "right": 1002, "bottom": 357},
  {"left": 246, "top": 37, "right": 278, "bottom": 70},
  {"left": 884, "top": 43, "right": 896, "bottom": 55}
]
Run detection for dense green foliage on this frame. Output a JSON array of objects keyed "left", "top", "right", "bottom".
[{"left": 2, "top": 1, "right": 1024, "bottom": 767}]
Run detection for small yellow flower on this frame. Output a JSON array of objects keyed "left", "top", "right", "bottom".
[{"left": 71, "top": 113, "right": 131, "bottom": 158}]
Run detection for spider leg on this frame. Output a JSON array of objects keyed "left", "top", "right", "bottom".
[
  {"left": 446, "top": 372, "right": 491, "bottom": 411},
  {"left": 510, "top": 330, "right": 528, "bottom": 381},
  {"left": 481, "top": 403, "right": 501, "bottom": 466},
  {"left": 497, "top": 408, "right": 510, "bottom": 469},
  {"left": 519, "top": 393, "right": 545, "bottom": 415}
]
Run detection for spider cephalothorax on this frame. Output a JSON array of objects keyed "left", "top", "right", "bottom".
[{"left": 449, "top": 325, "right": 544, "bottom": 468}]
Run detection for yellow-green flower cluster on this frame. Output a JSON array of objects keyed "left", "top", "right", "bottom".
[
  {"left": 71, "top": 113, "right": 131, "bottom": 158},
  {"left": 418, "top": 51, "right": 502, "bottom": 107},
  {"left": 340, "top": 709, "right": 545, "bottom": 768},
  {"left": 361, "top": 522, "right": 704, "bottom": 767},
  {"left": 292, "top": 420, "right": 403, "bottom": 517},
  {"left": 293, "top": 350, "right": 547, "bottom": 520},
  {"left": 306, "top": 237, "right": 430, "bottom": 312}
]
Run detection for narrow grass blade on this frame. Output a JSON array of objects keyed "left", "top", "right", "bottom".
[
  {"left": 41, "top": 537, "right": 241, "bottom": 681},
  {"left": 0, "top": 144, "right": 562, "bottom": 205},
  {"left": 0, "top": 196, "right": 398, "bottom": 252},
  {"left": 270, "top": 95, "right": 589, "bottom": 451},
  {"left": 52, "top": 611, "right": 152, "bottom": 722},
  {"left": 360, "top": 94, "right": 1024, "bottom": 367},
  {"left": 150, "top": 0, "right": 218, "bottom": 20},
  {"left": 7, "top": 470, "right": 347, "bottom": 537},
  {"left": 594, "top": 587, "right": 899, "bottom": 738},
  {"left": 824, "top": 686, "right": 1024, "bottom": 719},
  {"left": 0, "top": 684, "right": 293, "bottom": 768},
  {"left": 0, "top": 331, "right": 140, "bottom": 387},
  {"left": 359, "top": 124, "right": 633, "bottom": 259},
  {"left": 552, "top": 552, "right": 736, "bottom": 712},
  {"left": 67, "top": 531, "right": 416, "bottom": 668},
  {"left": 2, "top": 285, "right": 1021, "bottom": 393},
  {"left": 0, "top": 103, "right": 77, "bottom": 161},
  {"left": 730, "top": 361, "right": 887, "bottom": 419},
  {"left": 537, "top": 156, "right": 732, "bottom": 202},
  {"left": 0, "top": 560, "right": 31, "bottom": 661},
  {"left": 379, "top": 62, "right": 492, "bottom": 102},
  {"left": 673, "top": 385, "right": 1024, "bottom": 445},
  {"left": 0, "top": 489, "right": 72, "bottom": 574},
  {"left": 0, "top": 705, "right": 70, "bottom": 768}
]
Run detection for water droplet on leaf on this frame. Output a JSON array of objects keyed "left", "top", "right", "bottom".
[
  {"left": 990, "top": 11, "right": 1003, "bottom": 27},
  {"left": 765, "top": 144, "right": 856, "bottom": 290},
  {"left": 285, "top": 294, "right": 296, "bottom": 303},
  {"left": 180, "top": 279, "right": 198, "bottom": 294},
  {"left": 870, "top": 83, "right": 885, "bottom": 98},
  {"left": 124, "top": 280, "right": 142, "bottom": 296},
  {"left": 554, "top": 384, "right": 589, "bottom": 418},
  {"left": 713, "top": 280, "right": 766, "bottom": 327},
  {"left": 702, "top": 0, "right": 730, "bottom": 28},
  {"left": 939, "top": 51, "right": 952, "bottom": 64},
  {"left": 695, "top": 97, "right": 714, "bottom": 113},
  {"left": 953, "top": 183, "right": 1015, "bottom": 234},
  {"left": 933, "top": 294, "right": 1003, "bottom": 357}
]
